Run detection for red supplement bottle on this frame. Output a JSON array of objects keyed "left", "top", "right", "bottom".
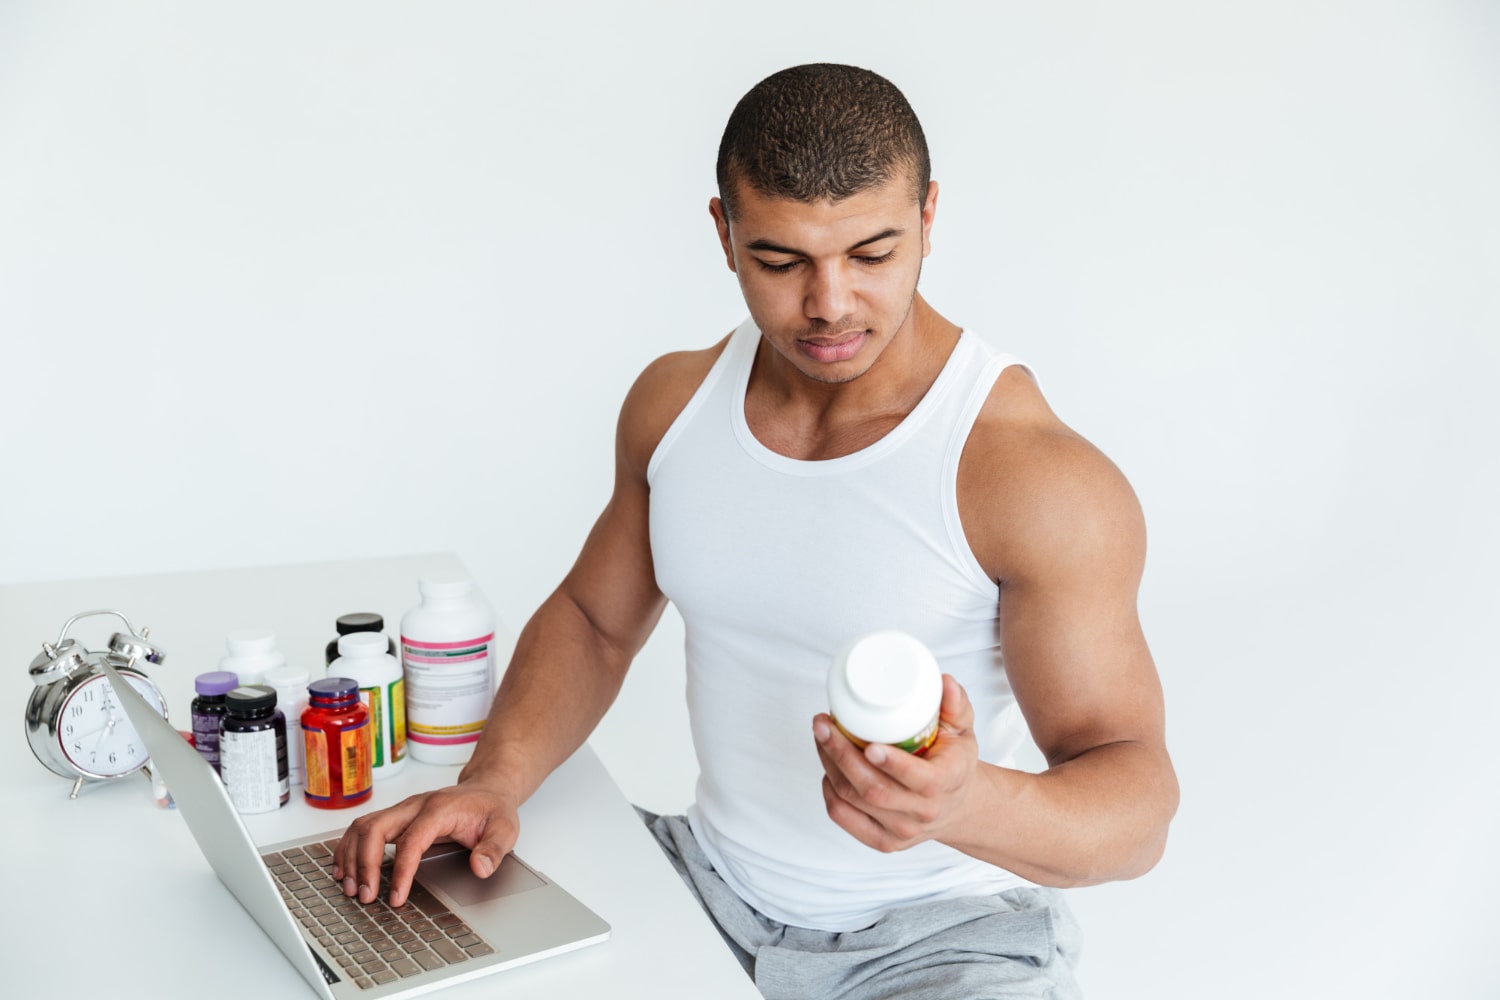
[{"left": 301, "top": 676, "right": 373, "bottom": 809}]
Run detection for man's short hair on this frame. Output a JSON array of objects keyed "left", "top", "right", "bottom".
[{"left": 716, "top": 63, "right": 930, "bottom": 221}]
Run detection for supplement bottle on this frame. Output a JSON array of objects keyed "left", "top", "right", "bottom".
[
  {"left": 400, "top": 577, "right": 496, "bottom": 765},
  {"left": 219, "top": 685, "right": 290, "bottom": 814},
  {"left": 826, "top": 630, "right": 943, "bottom": 755},
  {"left": 301, "top": 677, "right": 373, "bottom": 809},
  {"left": 330, "top": 631, "right": 406, "bottom": 780},
  {"left": 325, "top": 612, "right": 397, "bottom": 667},
  {"left": 218, "top": 629, "right": 288, "bottom": 686},
  {"left": 263, "top": 663, "right": 313, "bottom": 791},
  {"left": 190, "top": 670, "right": 238, "bottom": 774}
]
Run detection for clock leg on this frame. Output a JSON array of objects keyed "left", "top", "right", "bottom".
[{"left": 69, "top": 775, "right": 85, "bottom": 800}]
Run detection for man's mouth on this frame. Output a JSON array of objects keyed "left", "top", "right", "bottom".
[{"left": 797, "top": 329, "right": 869, "bottom": 363}]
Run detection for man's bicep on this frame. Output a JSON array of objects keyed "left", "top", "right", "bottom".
[
  {"left": 547, "top": 345, "right": 717, "bottom": 666},
  {"left": 996, "top": 473, "right": 1164, "bottom": 769},
  {"left": 555, "top": 472, "right": 667, "bottom": 665}
]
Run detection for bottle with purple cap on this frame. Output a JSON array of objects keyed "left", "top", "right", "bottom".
[{"left": 191, "top": 670, "right": 240, "bottom": 773}]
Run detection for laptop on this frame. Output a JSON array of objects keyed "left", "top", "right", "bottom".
[{"left": 99, "top": 658, "right": 610, "bottom": 998}]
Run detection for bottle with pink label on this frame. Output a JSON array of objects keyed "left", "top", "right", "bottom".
[{"left": 399, "top": 577, "right": 496, "bottom": 765}]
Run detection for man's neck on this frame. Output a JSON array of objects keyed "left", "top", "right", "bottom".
[{"left": 746, "top": 296, "right": 963, "bottom": 461}]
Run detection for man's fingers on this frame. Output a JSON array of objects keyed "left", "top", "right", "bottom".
[
  {"left": 330, "top": 784, "right": 522, "bottom": 907},
  {"left": 349, "top": 798, "right": 423, "bottom": 902},
  {"left": 821, "top": 776, "right": 896, "bottom": 852},
  {"left": 860, "top": 739, "right": 937, "bottom": 796},
  {"left": 468, "top": 819, "right": 519, "bottom": 880},
  {"left": 814, "top": 715, "right": 878, "bottom": 799},
  {"left": 334, "top": 801, "right": 387, "bottom": 879},
  {"left": 386, "top": 811, "right": 459, "bottom": 907},
  {"left": 937, "top": 673, "right": 974, "bottom": 733},
  {"left": 815, "top": 715, "right": 912, "bottom": 815}
]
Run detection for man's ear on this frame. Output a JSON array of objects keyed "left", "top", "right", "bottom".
[
  {"left": 921, "top": 180, "right": 939, "bottom": 258},
  {"left": 709, "top": 197, "right": 736, "bottom": 273}
]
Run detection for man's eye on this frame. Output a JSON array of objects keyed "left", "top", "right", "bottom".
[
  {"left": 754, "top": 259, "right": 800, "bottom": 273},
  {"left": 855, "top": 250, "right": 896, "bottom": 266}
]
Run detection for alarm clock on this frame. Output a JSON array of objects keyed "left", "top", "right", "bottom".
[{"left": 24, "top": 610, "right": 170, "bottom": 799}]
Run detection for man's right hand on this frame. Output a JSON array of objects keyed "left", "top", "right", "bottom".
[
  {"left": 332, "top": 781, "right": 521, "bottom": 908},
  {"left": 324, "top": 343, "right": 692, "bottom": 910}
]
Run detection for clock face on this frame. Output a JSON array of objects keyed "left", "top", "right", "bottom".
[{"left": 58, "top": 672, "right": 166, "bottom": 778}]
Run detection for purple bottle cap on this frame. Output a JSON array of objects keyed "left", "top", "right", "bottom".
[
  {"left": 195, "top": 670, "right": 240, "bottom": 696},
  {"left": 308, "top": 676, "right": 360, "bottom": 704}
]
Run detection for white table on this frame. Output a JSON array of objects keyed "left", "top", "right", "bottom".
[{"left": 1, "top": 553, "right": 758, "bottom": 999}]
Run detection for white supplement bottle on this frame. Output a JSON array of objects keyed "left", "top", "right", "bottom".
[
  {"left": 331, "top": 631, "right": 407, "bottom": 779},
  {"left": 263, "top": 663, "right": 313, "bottom": 790},
  {"left": 218, "top": 629, "right": 288, "bottom": 686},
  {"left": 400, "top": 577, "right": 496, "bottom": 765},
  {"left": 827, "top": 630, "right": 943, "bottom": 755}
]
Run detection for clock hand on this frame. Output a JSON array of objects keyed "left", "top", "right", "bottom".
[
  {"left": 93, "top": 690, "right": 123, "bottom": 747},
  {"left": 94, "top": 715, "right": 118, "bottom": 749}
]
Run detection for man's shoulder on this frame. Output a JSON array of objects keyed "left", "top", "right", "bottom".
[
  {"left": 617, "top": 332, "right": 734, "bottom": 478},
  {"left": 632, "top": 335, "right": 731, "bottom": 400},
  {"left": 960, "top": 367, "right": 1145, "bottom": 581}
]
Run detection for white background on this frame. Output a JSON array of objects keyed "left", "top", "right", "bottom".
[{"left": 2, "top": 2, "right": 1496, "bottom": 997}]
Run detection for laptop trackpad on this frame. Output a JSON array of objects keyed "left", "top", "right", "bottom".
[{"left": 418, "top": 846, "right": 547, "bottom": 906}]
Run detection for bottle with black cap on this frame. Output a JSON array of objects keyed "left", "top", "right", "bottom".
[
  {"left": 325, "top": 612, "right": 396, "bottom": 667},
  {"left": 219, "top": 685, "right": 289, "bottom": 814}
]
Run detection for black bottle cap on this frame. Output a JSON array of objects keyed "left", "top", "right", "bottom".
[
  {"left": 335, "top": 613, "right": 385, "bottom": 636},
  {"left": 225, "top": 684, "right": 278, "bottom": 716}
]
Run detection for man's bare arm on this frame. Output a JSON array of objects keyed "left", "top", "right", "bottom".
[
  {"left": 334, "top": 346, "right": 721, "bottom": 906},
  {"left": 816, "top": 368, "right": 1178, "bottom": 886}
]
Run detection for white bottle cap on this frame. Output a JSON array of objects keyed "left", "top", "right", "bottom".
[
  {"left": 827, "top": 630, "right": 942, "bottom": 745},
  {"left": 338, "top": 631, "right": 389, "bottom": 657},
  {"left": 263, "top": 664, "right": 310, "bottom": 689},
  {"left": 226, "top": 629, "right": 278, "bottom": 655},
  {"left": 418, "top": 577, "right": 474, "bottom": 600}
]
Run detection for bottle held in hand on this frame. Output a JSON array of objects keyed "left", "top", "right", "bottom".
[{"left": 827, "top": 630, "right": 942, "bottom": 755}]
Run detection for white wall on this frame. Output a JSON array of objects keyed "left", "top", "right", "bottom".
[{"left": 2, "top": 2, "right": 1496, "bottom": 996}]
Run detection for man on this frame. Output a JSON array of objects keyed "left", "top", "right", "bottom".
[{"left": 336, "top": 63, "right": 1177, "bottom": 998}]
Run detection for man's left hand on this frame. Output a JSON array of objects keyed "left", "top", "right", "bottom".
[{"left": 813, "top": 673, "right": 981, "bottom": 852}]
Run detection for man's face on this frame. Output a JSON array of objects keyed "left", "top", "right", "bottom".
[{"left": 710, "top": 174, "right": 938, "bottom": 386}]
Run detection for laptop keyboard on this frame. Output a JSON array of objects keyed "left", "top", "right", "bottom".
[{"left": 264, "top": 839, "right": 497, "bottom": 990}]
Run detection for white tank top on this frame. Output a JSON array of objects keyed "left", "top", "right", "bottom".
[{"left": 647, "top": 317, "right": 1034, "bottom": 931}]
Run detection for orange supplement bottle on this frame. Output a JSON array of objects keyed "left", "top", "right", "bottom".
[{"left": 301, "top": 677, "right": 372, "bottom": 809}]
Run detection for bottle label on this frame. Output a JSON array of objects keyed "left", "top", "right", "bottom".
[
  {"left": 303, "top": 721, "right": 372, "bottom": 802},
  {"left": 340, "top": 725, "right": 371, "bottom": 797},
  {"left": 402, "top": 634, "right": 493, "bottom": 746},
  {"left": 901, "top": 716, "right": 941, "bottom": 757},
  {"left": 278, "top": 694, "right": 309, "bottom": 784},
  {"left": 220, "top": 727, "right": 287, "bottom": 813},
  {"left": 304, "top": 726, "right": 329, "bottom": 799},
  {"left": 389, "top": 677, "right": 407, "bottom": 760},
  {"left": 358, "top": 679, "right": 408, "bottom": 767},
  {"left": 831, "top": 711, "right": 940, "bottom": 756},
  {"left": 359, "top": 688, "right": 381, "bottom": 766},
  {"left": 190, "top": 708, "right": 222, "bottom": 770}
]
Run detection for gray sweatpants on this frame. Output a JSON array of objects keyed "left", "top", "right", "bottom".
[{"left": 638, "top": 809, "right": 1083, "bottom": 1000}]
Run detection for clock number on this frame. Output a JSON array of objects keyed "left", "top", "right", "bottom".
[
  {"left": 83, "top": 688, "right": 95, "bottom": 703},
  {"left": 64, "top": 724, "right": 74, "bottom": 737},
  {"left": 108, "top": 751, "right": 117, "bottom": 765},
  {"left": 127, "top": 744, "right": 136, "bottom": 758},
  {"left": 71, "top": 705, "right": 84, "bottom": 718}
]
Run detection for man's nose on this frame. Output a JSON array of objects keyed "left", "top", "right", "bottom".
[{"left": 804, "top": 262, "right": 854, "bottom": 321}]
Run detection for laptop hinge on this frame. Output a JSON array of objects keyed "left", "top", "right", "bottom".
[{"left": 310, "top": 946, "right": 341, "bottom": 985}]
